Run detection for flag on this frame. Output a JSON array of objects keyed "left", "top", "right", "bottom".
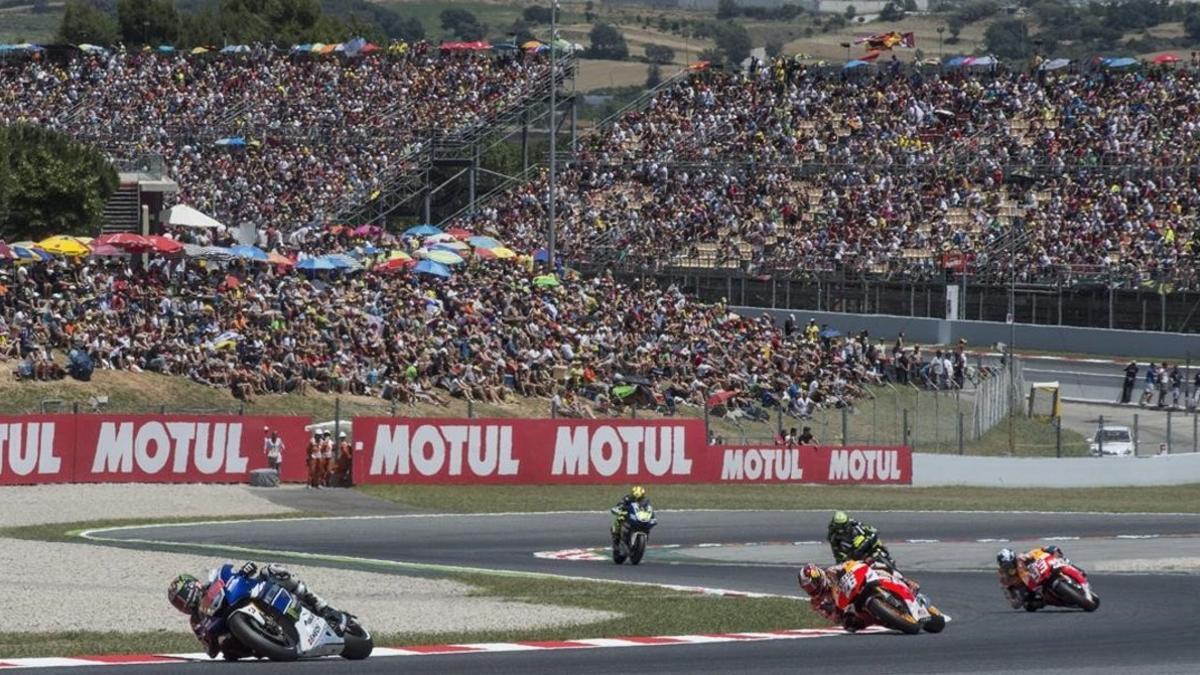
[
  {"left": 854, "top": 31, "right": 912, "bottom": 51},
  {"left": 900, "top": 32, "right": 916, "bottom": 48}
]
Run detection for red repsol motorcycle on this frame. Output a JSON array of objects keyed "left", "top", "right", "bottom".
[
  {"left": 1022, "top": 552, "right": 1100, "bottom": 612},
  {"left": 831, "top": 561, "right": 947, "bottom": 635}
]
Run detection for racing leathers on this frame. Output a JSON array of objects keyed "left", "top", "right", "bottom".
[
  {"left": 191, "top": 562, "right": 343, "bottom": 658},
  {"left": 799, "top": 564, "right": 869, "bottom": 632},
  {"left": 827, "top": 518, "right": 895, "bottom": 568},
  {"left": 611, "top": 494, "right": 652, "bottom": 545},
  {"left": 999, "top": 546, "right": 1075, "bottom": 610}
]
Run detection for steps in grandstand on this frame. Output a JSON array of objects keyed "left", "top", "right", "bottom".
[{"left": 101, "top": 183, "right": 141, "bottom": 235}]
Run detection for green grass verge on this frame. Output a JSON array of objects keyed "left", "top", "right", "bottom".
[
  {"left": 0, "top": 515, "right": 823, "bottom": 659},
  {"left": 0, "top": 574, "right": 817, "bottom": 659},
  {"left": 357, "top": 483, "right": 1200, "bottom": 514}
]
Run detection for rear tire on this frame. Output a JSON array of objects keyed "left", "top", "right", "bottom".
[
  {"left": 612, "top": 543, "right": 627, "bottom": 565},
  {"left": 865, "top": 596, "right": 921, "bottom": 635},
  {"left": 227, "top": 610, "right": 300, "bottom": 662},
  {"left": 340, "top": 622, "right": 373, "bottom": 660}
]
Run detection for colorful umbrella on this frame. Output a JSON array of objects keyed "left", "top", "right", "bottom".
[
  {"left": 532, "top": 248, "right": 554, "bottom": 263},
  {"left": 375, "top": 257, "right": 415, "bottom": 271},
  {"left": 88, "top": 243, "right": 126, "bottom": 257},
  {"left": 474, "top": 247, "right": 500, "bottom": 260},
  {"left": 706, "top": 390, "right": 738, "bottom": 410},
  {"left": 11, "top": 245, "right": 51, "bottom": 262},
  {"left": 404, "top": 224, "right": 442, "bottom": 237},
  {"left": 533, "top": 274, "right": 560, "bottom": 287},
  {"left": 197, "top": 246, "right": 234, "bottom": 260},
  {"left": 468, "top": 236, "right": 502, "bottom": 249},
  {"left": 489, "top": 246, "right": 517, "bottom": 259},
  {"left": 1153, "top": 53, "right": 1180, "bottom": 64},
  {"left": 145, "top": 235, "right": 183, "bottom": 254},
  {"left": 97, "top": 233, "right": 151, "bottom": 250},
  {"left": 35, "top": 236, "right": 90, "bottom": 256},
  {"left": 388, "top": 250, "right": 413, "bottom": 261},
  {"left": 423, "top": 233, "right": 458, "bottom": 244},
  {"left": 447, "top": 227, "right": 473, "bottom": 240},
  {"left": 354, "top": 224, "right": 381, "bottom": 236},
  {"left": 324, "top": 253, "right": 363, "bottom": 271},
  {"left": 296, "top": 257, "right": 335, "bottom": 271},
  {"left": 413, "top": 260, "right": 451, "bottom": 278},
  {"left": 266, "top": 252, "right": 294, "bottom": 266},
  {"left": 230, "top": 245, "right": 269, "bottom": 262},
  {"left": 419, "top": 249, "right": 465, "bottom": 265},
  {"left": 431, "top": 241, "right": 470, "bottom": 252},
  {"left": 0, "top": 241, "right": 10, "bottom": 259}
]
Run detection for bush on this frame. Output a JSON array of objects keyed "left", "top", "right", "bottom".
[
  {"left": 523, "top": 6, "right": 552, "bottom": 24},
  {"left": 645, "top": 43, "right": 675, "bottom": 64},
  {"left": 588, "top": 22, "right": 629, "bottom": 60}
]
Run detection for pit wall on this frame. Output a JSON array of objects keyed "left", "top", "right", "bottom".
[{"left": 912, "top": 452, "right": 1200, "bottom": 488}]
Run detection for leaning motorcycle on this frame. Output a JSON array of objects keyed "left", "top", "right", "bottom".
[
  {"left": 843, "top": 530, "right": 897, "bottom": 569},
  {"left": 832, "top": 561, "right": 947, "bottom": 635},
  {"left": 1023, "top": 554, "right": 1099, "bottom": 612},
  {"left": 612, "top": 504, "right": 657, "bottom": 565},
  {"left": 192, "top": 564, "right": 373, "bottom": 661}
]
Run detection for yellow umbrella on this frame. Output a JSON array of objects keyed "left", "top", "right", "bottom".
[
  {"left": 388, "top": 250, "right": 413, "bottom": 261},
  {"left": 36, "top": 235, "right": 91, "bottom": 257},
  {"left": 490, "top": 246, "right": 517, "bottom": 259},
  {"left": 191, "top": 47, "right": 209, "bottom": 54},
  {"left": 420, "top": 249, "right": 465, "bottom": 265},
  {"left": 521, "top": 40, "right": 544, "bottom": 50},
  {"left": 76, "top": 236, "right": 94, "bottom": 244}
]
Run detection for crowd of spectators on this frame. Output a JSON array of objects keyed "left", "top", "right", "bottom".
[
  {"left": 0, "top": 43, "right": 552, "bottom": 230},
  {"left": 452, "top": 60, "right": 1200, "bottom": 287}
]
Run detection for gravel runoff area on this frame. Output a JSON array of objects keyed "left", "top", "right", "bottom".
[{"left": 0, "top": 484, "right": 616, "bottom": 634}]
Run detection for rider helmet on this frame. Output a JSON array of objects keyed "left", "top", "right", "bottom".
[
  {"left": 1043, "top": 545, "right": 1062, "bottom": 557},
  {"left": 630, "top": 485, "right": 646, "bottom": 502},
  {"left": 799, "top": 563, "right": 828, "bottom": 596},
  {"left": 168, "top": 574, "right": 203, "bottom": 615},
  {"left": 828, "top": 511, "right": 851, "bottom": 534},
  {"left": 997, "top": 548, "right": 1017, "bottom": 570}
]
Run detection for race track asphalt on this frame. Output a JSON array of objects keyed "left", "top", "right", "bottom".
[{"left": 54, "top": 510, "right": 1200, "bottom": 674}]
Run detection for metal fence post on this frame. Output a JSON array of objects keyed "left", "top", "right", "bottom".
[
  {"left": 333, "top": 398, "right": 341, "bottom": 444},
  {"left": 777, "top": 404, "right": 783, "bottom": 438},
  {"left": 703, "top": 403, "right": 710, "bottom": 442},
  {"left": 468, "top": 398, "right": 475, "bottom": 419},
  {"left": 391, "top": 399, "right": 397, "bottom": 417},
  {"left": 160, "top": 404, "right": 167, "bottom": 415},
  {"left": 1055, "top": 417, "right": 1062, "bottom": 458},
  {"left": 903, "top": 409, "right": 910, "bottom": 449},
  {"left": 1098, "top": 414, "right": 1105, "bottom": 456},
  {"left": 1167, "top": 410, "right": 1173, "bottom": 454},
  {"left": 1133, "top": 413, "right": 1139, "bottom": 456},
  {"left": 72, "top": 401, "right": 79, "bottom": 415},
  {"left": 841, "top": 406, "right": 849, "bottom": 446},
  {"left": 958, "top": 412, "right": 965, "bottom": 455},
  {"left": 1193, "top": 413, "right": 1198, "bottom": 453}
]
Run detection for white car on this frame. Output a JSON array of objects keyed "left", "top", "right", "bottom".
[{"left": 1090, "top": 426, "right": 1135, "bottom": 456}]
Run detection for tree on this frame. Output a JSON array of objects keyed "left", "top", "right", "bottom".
[
  {"left": 0, "top": 125, "right": 117, "bottom": 240},
  {"left": 765, "top": 40, "right": 783, "bottom": 58},
  {"left": 646, "top": 63, "right": 662, "bottom": 88},
  {"left": 947, "top": 16, "right": 964, "bottom": 43},
  {"left": 716, "top": 0, "right": 738, "bottom": 20},
  {"left": 117, "top": 0, "right": 179, "bottom": 45},
  {"left": 509, "top": 18, "right": 535, "bottom": 45},
  {"left": 523, "top": 6, "right": 552, "bottom": 24},
  {"left": 440, "top": 7, "right": 485, "bottom": 40},
  {"left": 902, "top": 0, "right": 918, "bottom": 10},
  {"left": 1186, "top": 9, "right": 1200, "bottom": 43},
  {"left": 844, "top": 4, "right": 856, "bottom": 20},
  {"left": 644, "top": 43, "right": 675, "bottom": 64},
  {"left": 588, "top": 22, "right": 628, "bottom": 60},
  {"left": 32, "top": 0, "right": 49, "bottom": 14},
  {"left": 880, "top": 2, "right": 904, "bottom": 21},
  {"left": 59, "top": 0, "right": 119, "bottom": 45},
  {"left": 984, "top": 18, "right": 1031, "bottom": 59},
  {"left": 713, "top": 22, "right": 751, "bottom": 65}
]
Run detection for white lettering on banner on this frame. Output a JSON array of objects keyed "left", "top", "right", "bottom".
[
  {"left": 720, "top": 449, "right": 804, "bottom": 481},
  {"left": 90, "top": 422, "right": 247, "bottom": 474},
  {"left": 827, "top": 450, "right": 902, "bottom": 482},
  {"left": 368, "top": 424, "right": 517, "bottom": 477},
  {"left": 551, "top": 426, "right": 692, "bottom": 477},
  {"left": 0, "top": 422, "right": 62, "bottom": 476}
]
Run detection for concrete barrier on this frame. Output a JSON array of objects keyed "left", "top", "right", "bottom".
[{"left": 913, "top": 452, "right": 1200, "bottom": 488}]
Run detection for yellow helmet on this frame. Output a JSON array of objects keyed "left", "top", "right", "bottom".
[{"left": 631, "top": 485, "right": 646, "bottom": 501}]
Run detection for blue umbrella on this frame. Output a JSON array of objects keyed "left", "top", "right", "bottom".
[
  {"left": 11, "top": 245, "right": 50, "bottom": 261},
  {"left": 157, "top": 45, "right": 175, "bottom": 53},
  {"left": 215, "top": 137, "right": 246, "bottom": 147},
  {"left": 844, "top": 59, "right": 870, "bottom": 69},
  {"left": 230, "top": 245, "right": 268, "bottom": 261},
  {"left": 324, "top": 253, "right": 363, "bottom": 271},
  {"left": 1103, "top": 56, "right": 1138, "bottom": 68},
  {"left": 296, "top": 257, "right": 336, "bottom": 271},
  {"left": 819, "top": 328, "right": 842, "bottom": 339},
  {"left": 413, "top": 260, "right": 451, "bottom": 278},
  {"left": 468, "top": 236, "right": 502, "bottom": 249},
  {"left": 404, "top": 224, "right": 442, "bottom": 237}
]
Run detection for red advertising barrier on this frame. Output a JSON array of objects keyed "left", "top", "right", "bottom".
[
  {"left": 0, "top": 414, "right": 312, "bottom": 484},
  {"left": 352, "top": 417, "right": 911, "bottom": 485}
]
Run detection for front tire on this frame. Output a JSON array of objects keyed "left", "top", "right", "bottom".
[
  {"left": 1052, "top": 578, "right": 1099, "bottom": 612},
  {"left": 340, "top": 622, "right": 373, "bottom": 660},
  {"left": 865, "top": 596, "right": 921, "bottom": 635},
  {"left": 227, "top": 611, "right": 300, "bottom": 662},
  {"left": 629, "top": 535, "right": 647, "bottom": 565}
]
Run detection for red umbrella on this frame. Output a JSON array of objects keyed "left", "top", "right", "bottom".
[
  {"left": 89, "top": 243, "right": 126, "bottom": 257},
  {"left": 145, "top": 235, "right": 183, "bottom": 254},
  {"left": 475, "top": 247, "right": 498, "bottom": 260},
  {"left": 375, "top": 258, "right": 415, "bottom": 272},
  {"left": 97, "top": 233, "right": 151, "bottom": 250},
  {"left": 705, "top": 390, "right": 739, "bottom": 410},
  {"left": 1153, "top": 53, "right": 1180, "bottom": 64},
  {"left": 0, "top": 241, "right": 11, "bottom": 259},
  {"left": 447, "top": 227, "right": 473, "bottom": 240}
]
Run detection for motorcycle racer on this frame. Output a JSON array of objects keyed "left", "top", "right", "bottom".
[
  {"left": 610, "top": 485, "right": 651, "bottom": 546},
  {"left": 798, "top": 563, "right": 868, "bottom": 631},
  {"left": 169, "top": 562, "right": 346, "bottom": 659},
  {"left": 827, "top": 511, "right": 896, "bottom": 567},
  {"left": 997, "top": 545, "right": 1078, "bottom": 610}
]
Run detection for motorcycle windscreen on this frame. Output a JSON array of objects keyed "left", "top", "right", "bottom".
[{"left": 200, "top": 579, "right": 226, "bottom": 616}]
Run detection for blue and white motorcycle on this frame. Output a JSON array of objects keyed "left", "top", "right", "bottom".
[
  {"left": 194, "top": 564, "right": 373, "bottom": 662},
  {"left": 612, "top": 504, "right": 657, "bottom": 565}
]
